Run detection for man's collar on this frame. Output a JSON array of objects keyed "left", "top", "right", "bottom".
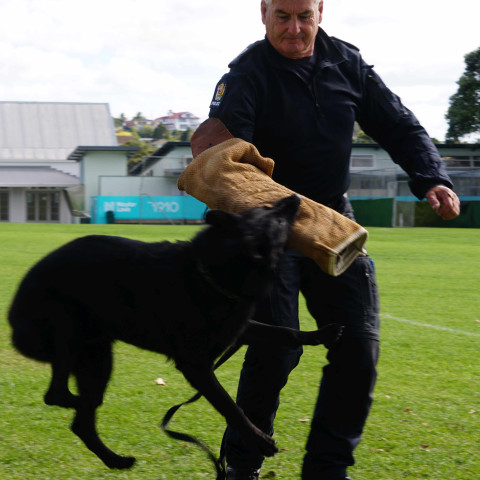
[{"left": 263, "top": 27, "right": 346, "bottom": 70}]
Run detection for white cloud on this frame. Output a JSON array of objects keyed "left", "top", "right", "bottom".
[{"left": 0, "top": 0, "right": 478, "bottom": 140}]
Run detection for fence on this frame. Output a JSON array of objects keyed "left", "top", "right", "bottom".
[
  {"left": 349, "top": 176, "right": 480, "bottom": 227},
  {"left": 90, "top": 174, "right": 480, "bottom": 227},
  {"left": 90, "top": 195, "right": 206, "bottom": 224},
  {"left": 350, "top": 197, "right": 480, "bottom": 228}
]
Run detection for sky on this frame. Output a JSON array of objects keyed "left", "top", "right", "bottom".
[{"left": 0, "top": 0, "right": 478, "bottom": 141}]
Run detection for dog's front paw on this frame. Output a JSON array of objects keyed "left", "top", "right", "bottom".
[
  {"left": 250, "top": 428, "right": 278, "bottom": 457},
  {"left": 298, "top": 323, "right": 343, "bottom": 347},
  {"left": 321, "top": 324, "right": 344, "bottom": 349}
]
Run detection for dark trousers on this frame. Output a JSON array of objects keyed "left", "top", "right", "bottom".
[{"left": 224, "top": 244, "right": 380, "bottom": 479}]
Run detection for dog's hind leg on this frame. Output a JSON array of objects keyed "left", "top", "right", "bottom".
[
  {"left": 178, "top": 362, "right": 279, "bottom": 458},
  {"left": 43, "top": 309, "right": 80, "bottom": 409},
  {"left": 71, "top": 340, "right": 136, "bottom": 470},
  {"left": 44, "top": 326, "right": 80, "bottom": 408},
  {"left": 44, "top": 358, "right": 79, "bottom": 409}
]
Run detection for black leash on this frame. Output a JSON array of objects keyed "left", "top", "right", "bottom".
[{"left": 160, "top": 341, "right": 243, "bottom": 480}]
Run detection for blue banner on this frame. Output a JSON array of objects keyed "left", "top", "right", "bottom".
[{"left": 92, "top": 196, "right": 207, "bottom": 224}]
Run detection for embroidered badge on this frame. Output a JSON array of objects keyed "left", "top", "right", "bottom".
[
  {"left": 215, "top": 82, "right": 226, "bottom": 101},
  {"left": 211, "top": 82, "right": 227, "bottom": 107}
]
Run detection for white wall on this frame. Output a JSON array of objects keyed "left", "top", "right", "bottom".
[{"left": 81, "top": 151, "right": 127, "bottom": 212}]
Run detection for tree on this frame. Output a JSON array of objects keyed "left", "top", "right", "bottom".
[
  {"left": 121, "top": 128, "right": 155, "bottom": 168},
  {"left": 124, "top": 138, "right": 155, "bottom": 169},
  {"left": 153, "top": 123, "right": 170, "bottom": 140},
  {"left": 113, "top": 113, "right": 126, "bottom": 128},
  {"left": 355, "top": 130, "right": 375, "bottom": 144},
  {"left": 445, "top": 47, "right": 480, "bottom": 142},
  {"left": 180, "top": 128, "right": 194, "bottom": 142},
  {"left": 352, "top": 122, "right": 374, "bottom": 143},
  {"left": 137, "top": 125, "right": 154, "bottom": 139}
]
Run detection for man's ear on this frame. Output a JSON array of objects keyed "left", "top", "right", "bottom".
[
  {"left": 205, "top": 210, "right": 239, "bottom": 228},
  {"left": 261, "top": 0, "right": 268, "bottom": 25}
]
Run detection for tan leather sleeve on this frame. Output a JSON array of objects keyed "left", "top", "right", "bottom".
[{"left": 179, "top": 135, "right": 368, "bottom": 276}]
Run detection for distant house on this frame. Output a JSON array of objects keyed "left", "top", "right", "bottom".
[
  {"left": 155, "top": 111, "right": 200, "bottom": 132},
  {"left": 0, "top": 101, "right": 137, "bottom": 223},
  {"left": 123, "top": 118, "right": 159, "bottom": 130}
]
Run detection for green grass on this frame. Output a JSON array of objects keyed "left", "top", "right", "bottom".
[{"left": 1, "top": 224, "right": 479, "bottom": 479}]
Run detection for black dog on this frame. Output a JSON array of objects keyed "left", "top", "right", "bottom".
[{"left": 8, "top": 195, "right": 342, "bottom": 470}]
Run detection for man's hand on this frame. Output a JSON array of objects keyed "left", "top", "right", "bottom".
[{"left": 425, "top": 185, "right": 460, "bottom": 220}]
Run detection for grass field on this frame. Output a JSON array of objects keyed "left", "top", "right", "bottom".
[{"left": 1, "top": 223, "right": 479, "bottom": 479}]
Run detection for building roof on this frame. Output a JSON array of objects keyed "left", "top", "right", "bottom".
[
  {"left": 352, "top": 142, "right": 480, "bottom": 151},
  {"left": 0, "top": 166, "right": 79, "bottom": 187},
  {"left": 129, "top": 141, "right": 191, "bottom": 175},
  {"left": 67, "top": 145, "right": 140, "bottom": 162},
  {"left": 0, "top": 101, "right": 117, "bottom": 162},
  {"left": 155, "top": 112, "right": 199, "bottom": 121}
]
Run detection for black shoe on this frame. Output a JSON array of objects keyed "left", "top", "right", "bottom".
[
  {"left": 328, "top": 476, "right": 352, "bottom": 480},
  {"left": 304, "top": 473, "right": 352, "bottom": 480},
  {"left": 226, "top": 466, "right": 261, "bottom": 480}
]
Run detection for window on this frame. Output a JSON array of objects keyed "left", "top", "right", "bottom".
[
  {"left": 442, "top": 156, "right": 473, "bottom": 168},
  {"left": 0, "top": 191, "right": 9, "bottom": 221},
  {"left": 26, "top": 190, "right": 60, "bottom": 222},
  {"left": 351, "top": 155, "right": 374, "bottom": 168}
]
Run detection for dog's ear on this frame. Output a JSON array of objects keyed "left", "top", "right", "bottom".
[{"left": 205, "top": 210, "right": 239, "bottom": 228}]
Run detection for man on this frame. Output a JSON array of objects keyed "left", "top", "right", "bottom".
[{"left": 205, "top": 1, "right": 460, "bottom": 479}]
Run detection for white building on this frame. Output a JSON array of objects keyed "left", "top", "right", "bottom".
[
  {"left": 0, "top": 101, "right": 137, "bottom": 223},
  {"left": 155, "top": 111, "right": 200, "bottom": 132}
]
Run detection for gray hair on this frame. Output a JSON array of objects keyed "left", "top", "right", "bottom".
[{"left": 262, "top": 0, "right": 321, "bottom": 5}]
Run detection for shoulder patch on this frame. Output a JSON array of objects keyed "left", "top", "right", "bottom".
[{"left": 210, "top": 81, "right": 227, "bottom": 108}]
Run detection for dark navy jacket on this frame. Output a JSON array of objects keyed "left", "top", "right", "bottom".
[{"left": 209, "top": 28, "right": 453, "bottom": 205}]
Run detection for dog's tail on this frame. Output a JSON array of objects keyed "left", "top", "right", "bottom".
[{"left": 160, "top": 342, "right": 243, "bottom": 480}]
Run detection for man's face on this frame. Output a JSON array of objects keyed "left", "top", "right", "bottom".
[{"left": 261, "top": 0, "right": 323, "bottom": 59}]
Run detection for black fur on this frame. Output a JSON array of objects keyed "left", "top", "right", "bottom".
[{"left": 8, "top": 195, "right": 342, "bottom": 469}]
